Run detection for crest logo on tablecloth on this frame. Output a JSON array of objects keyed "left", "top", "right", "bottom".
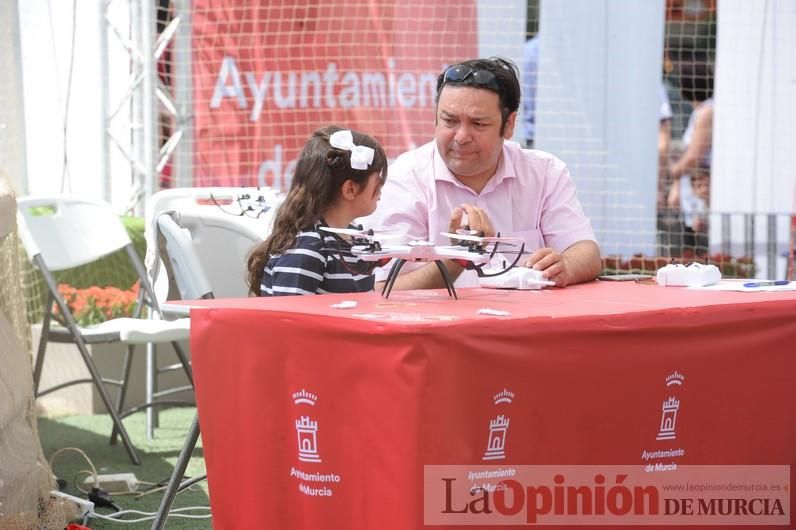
[
  {"left": 482, "top": 388, "right": 515, "bottom": 461},
  {"left": 292, "top": 388, "right": 321, "bottom": 463},
  {"left": 292, "top": 389, "right": 318, "bottom": 405},
  {"left": 296, "top": 416, "right": 321, "bottom": 463},
  {"left": 656, "top": 372, "right": 685, "bottom": 441}
]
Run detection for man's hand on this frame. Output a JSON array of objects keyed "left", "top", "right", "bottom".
[
  {"left": 377, "top": 204, "right": 495, "bottom": 292},
  {"left": 449, "top": 204, "right": 496, "bottom": 237},
  {"left": 522, "top": 240, "right": 601, "bottom": 287},
  {"left": 523, "top": 248, "right": 569, "bottom": 286}
]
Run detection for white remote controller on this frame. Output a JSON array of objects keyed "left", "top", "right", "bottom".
[
  {"left": 656, "top": 263, "right": 721, "bottom": 287},
  {"left": 479, "top": 268, "right": 555, "bottom": 290}
]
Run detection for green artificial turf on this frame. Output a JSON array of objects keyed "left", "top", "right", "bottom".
[{"left": 38, "top": 407, "right": 210, "bottom": 529}]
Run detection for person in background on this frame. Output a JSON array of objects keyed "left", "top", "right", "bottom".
[
  {"left": 247, "top": 126, "right": 388, "bottom": 296},
  {"left": 367, "top": 57, "right": 601, "bottom": 290},
  {"left": 657, "top": 82, "right": 673, "bottom": 207},
  {"left": 522, "top": 35, "right": 539, "bottom": 148},
  {"left": 688, "top": 168, "right": 710, "bottom": 234},
  {"left": 655, "top": 79, "right": 679, "bottom": 256},
  {"left": 667, "top": 61, "right": 714, "bottom": 252}
]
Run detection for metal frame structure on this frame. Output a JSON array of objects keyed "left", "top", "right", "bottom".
[
  {"left": 0, "top": 0, "right": 29, "bottom": 195},
  {"left": 102, "top": 0, "right": 192, "bottom": 213}
]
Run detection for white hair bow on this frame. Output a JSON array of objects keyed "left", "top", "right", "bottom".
[{"left": 329, "top": 130, "right": 375, "bottom": 170}]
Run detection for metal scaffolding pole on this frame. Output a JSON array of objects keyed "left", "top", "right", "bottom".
[
  {"left": 104, "top": 0, "right": 188, "bottom": 213},
  {"left": 0, "top": 0, "right": 29, "bottom": 195},
  {"left": 173, "top": 0, "right": 193, "bottom": 188},
  {"left": 140, "top": 0, "right": 156, "bottom": 208},
  {"left": 99, "top": 0, "right": 111, "bottom": 202}
]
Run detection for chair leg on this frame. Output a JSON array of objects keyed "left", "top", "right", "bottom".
[
  {"left": 146, "top": 340, "right": 192, "bottom": 441},
  {"left": 171, "top": 341, "right": 193, "bottom": 386},
  {"left": 151, "top": 412, "right": 202, "bottom": 530},
  {"left": 74, "top": 340, "right": 141, "bottom": 465},
  {"left": 32, "top": 255, "right": 139, "bottom": 464},
  {"left": 111, "top": 344, "right": 135, "bottom": 445},
  {"left": 32, "top": 301, "right": 54, "bottom": 395},
  {"left": 146, "top": 343, "right": 158, "bottom": 440}
]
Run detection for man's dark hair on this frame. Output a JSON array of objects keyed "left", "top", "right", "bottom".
[{"left": 436, "top": 57, "right": 521, "bottom": 134}]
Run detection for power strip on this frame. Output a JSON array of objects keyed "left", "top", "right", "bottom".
[
  {"left": 82, "top": 472, "right": 139, "bottom": 493},
  {"left": 50, "top": 490, "right": 94, "bottom": 520}
]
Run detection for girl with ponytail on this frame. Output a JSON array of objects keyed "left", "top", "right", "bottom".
[{"left": 246, "top": 126, "right": 387, "bottom": 296}]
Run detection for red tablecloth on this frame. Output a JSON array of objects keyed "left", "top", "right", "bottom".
[{"left": 189, "top": 282, "right": 796, "bottom": 529}]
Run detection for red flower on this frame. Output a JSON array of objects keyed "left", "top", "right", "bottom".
[{"left": 54, "top": 281, "right": 141, "bottom": 326}]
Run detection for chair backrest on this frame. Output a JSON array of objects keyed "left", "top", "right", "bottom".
[
  {"left": 17, "top": 194, "right": 164, "bottom": 327},
  {"left": 144, "top": 187, "right": 280, "bottom": 245},
  {"left": 17, "top": 196, "right": 131, "bottom": 271},
  {"left": 173, "top": 211, "right": 265, "bottom": 297},
  {"left": 156, "top": 213, "right": 214, "bottom": 300},
  {"left": 146, "top": 187, "right": 282, "bottom": 297}
]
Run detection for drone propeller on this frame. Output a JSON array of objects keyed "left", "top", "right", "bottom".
[
  {"left": 319, "top": 226, "right": 401, "bottom": 240},
  {"left": 440, "top": 232, "right": 524, "bottom": 245},
  {"left": 454, "top": 226, "right": 481, "bottom": 236}
]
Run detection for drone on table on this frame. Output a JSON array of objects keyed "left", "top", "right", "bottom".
[
  {"left": 320, "top": 226, "right": 532, "bottom": 299},
  {"left": 207, "top": 188, "right": 283, "bottom": 218}
]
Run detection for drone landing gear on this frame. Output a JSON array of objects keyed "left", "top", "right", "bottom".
[{"left": 381, "top": 259, "right": 458, "bottom": 299}]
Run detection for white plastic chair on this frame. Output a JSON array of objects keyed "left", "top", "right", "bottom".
[
  {"left": 143, "top": 187, "right": 280, "bottom": 436},
  {"left": 17, "top": 196, "right": 193, "bottom": 465},
  {"left": 151, "top": 212, "right": 213, "bottom": 530},
  {"left": 145, "top": 187, "right": 280, "bottom": 298},
  {"left": 154, "top": 212, "right": 214, "bottom": 302}
]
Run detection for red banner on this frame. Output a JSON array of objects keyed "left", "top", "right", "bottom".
[{"left": 192, "top": 0, "right": 477, "bottom": 187}]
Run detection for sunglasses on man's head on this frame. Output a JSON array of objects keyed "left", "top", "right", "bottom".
[{"left": 442, "top": 65, "right": 500, "bottom": 91}]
